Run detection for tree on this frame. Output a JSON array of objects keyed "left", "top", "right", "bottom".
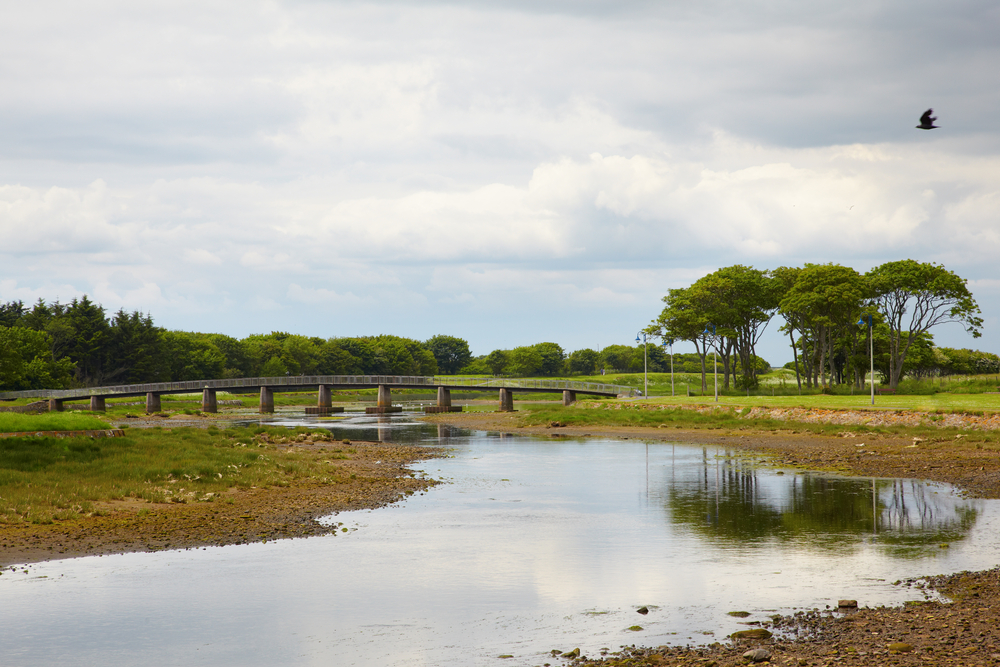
[
  {"left": 107, "top": 309, "right": 168, "bottom": 383},
  {"left": 485, "top": 349, "right": 508, "bottom": 375},
  {"left": 703, "top": 266, "right": 779, "bottom": 390},
  {"left": 161, "top": 331, "right": 227, "bottom": 380},
  {"left": 600, "top": 345, "right": 636, "bottom": 373},
  {"left": 567, "top": 348, "right": 600, "bottom": 375},
  {"left": 867, "top": 260, "right": 982, "bottom": 390},
  {"left": 778, "top": 264, "right": 867, "bottom": 388},
  {"left": 0, "top": 300, "right": 26, "bottom": 328},
  {"left": 532, "top": 342, "right": 565, "bottom": 376},
  {"left": 506, "top": 346, "right": 542, "bottom": 376},
  {"left": 0, "top": 326, "right": 75, "bottom": 390},
  {"left": 652, "top": 287, "right": 713, "bottom": 391},
  {"left": 425, "top": 335, "right": 472, "bottom": 375},
  {"left": 64, "top": 296, "right": 112, "bottom": 385}
]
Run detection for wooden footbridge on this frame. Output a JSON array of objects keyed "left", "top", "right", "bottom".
[{"left": 0, "top": 376, "right": 633, "bottom": 414}]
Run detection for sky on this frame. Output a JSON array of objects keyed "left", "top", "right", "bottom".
[{"left": 2, "top": 0, "right": 999, "bottom": 364}]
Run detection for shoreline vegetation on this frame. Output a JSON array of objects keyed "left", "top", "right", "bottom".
[{"left": 5, "top": 392, "right": 1000, "bottom": 664}]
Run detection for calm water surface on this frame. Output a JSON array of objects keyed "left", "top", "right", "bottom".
[{"left": 3, "top": 412, "right": 999, "bottom": 666}]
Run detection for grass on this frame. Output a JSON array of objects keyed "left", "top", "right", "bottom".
[
  {"left": 622, "top": 392, "right": 1000, "bottom": 413},
  {"left": 0, "top": 425, "right": 355, "bottom": 525},
  {"left": 519, "top": 403, "right": 1000, "bottom": 443},
  {"left": 0, "top": 412, "right": 112, "bottom": 433}
]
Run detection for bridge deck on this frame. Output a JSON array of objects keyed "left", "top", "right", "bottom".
[{"left": 0, "top": 376, "right": 632, "bottom": 401}]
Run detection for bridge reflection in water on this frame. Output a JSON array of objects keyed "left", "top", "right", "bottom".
[{"left": 662, "top": 448, "right": 980, "bottom": 557}]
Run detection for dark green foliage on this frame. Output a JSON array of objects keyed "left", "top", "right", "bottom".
[
  {"left": 425, "top": 335, "right": 472, "bottom": 374},
  {"left": 0, "top": 438, "right": 106, "bottom": 472}
]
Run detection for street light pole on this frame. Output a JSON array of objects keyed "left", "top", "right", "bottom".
[
  {"left": 664, "top": 338, "right": 675, "bottom": 397},
  {"left": 635, "top": 332, "right": 648, "bottom": 399}
]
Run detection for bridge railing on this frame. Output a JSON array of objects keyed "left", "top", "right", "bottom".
[
  {"left": 0, "top": 375, "right": 438, "bottom": 400},
  {"left": 0, "top": 375, "right": 633, "bottom": 400},
  {"left": 431, "top": 377, "right": 630, "bottom": 395}
]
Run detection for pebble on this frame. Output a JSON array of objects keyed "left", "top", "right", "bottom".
[{"left": 742, "top": 648, "right": 771, "bottom": 662}]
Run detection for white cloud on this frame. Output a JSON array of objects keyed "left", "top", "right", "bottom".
[{"left": 1, "top": 0, "right": 999, "bottom": 357}]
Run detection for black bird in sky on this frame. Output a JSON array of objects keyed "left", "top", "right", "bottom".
[{"left": 917, "top": 109, "right": 939, "bottom": 130}]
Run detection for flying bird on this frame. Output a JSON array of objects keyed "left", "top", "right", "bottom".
[{"left": 917, "top": 109, "right": 938, "bottom": 130}]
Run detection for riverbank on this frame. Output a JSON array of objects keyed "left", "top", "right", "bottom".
[
  {"left": 0, "top": 429, "right": 440, "bottom": 566},
  {"left": 422, "top": 408, "right": 1000, "bottom": 498},
  {"left": 575, "top": 567, "right": 1000, "bottom": 666}
]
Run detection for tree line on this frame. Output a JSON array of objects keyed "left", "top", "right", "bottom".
[
  {"left": 1, "top": 259, "right": 990, "bottom": 392},
  {"left": 650, "top": 259, "right": 984, "bottom": 391},
  {"left": 0, "top": 297, "right": 463, "bottom": 390}
]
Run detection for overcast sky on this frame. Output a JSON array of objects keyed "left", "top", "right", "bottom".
[{"left": 2, "top": 0, "right": 998, "bottom": 363}]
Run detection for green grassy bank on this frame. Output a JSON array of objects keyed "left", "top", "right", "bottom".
[
  {"left": 0, "top": 425, "right": 349, "bottom": 525},
  {"left": 0, "top": 412, "right": 112, "bottom": 432}
]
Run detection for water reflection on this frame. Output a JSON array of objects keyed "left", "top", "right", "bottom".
[{"left": 664, "top": 450, "right": 980, "bottom": 557}]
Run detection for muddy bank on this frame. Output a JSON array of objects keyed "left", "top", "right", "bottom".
[
  {"left": 0, "top": 438, "right": 441, "bottom": 567},
  {"left": 422, "top": 411, "right": 1000, "bottom": 498},
  {"left": 577, "top": 568, "right": 1000, "bottom": 666}
]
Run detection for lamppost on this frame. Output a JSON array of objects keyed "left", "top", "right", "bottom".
[
  {"left": 858, "top": 315, "right": 874, "bottom": 405},
  {"left": 703, "top": 324, "right": 718, "bottom": 403},
  {"left": 635, "top": 331, "right": 649, "bottom": 399},
  {"left": 663, "top": 338, "right": 675, "bottom": 397}
]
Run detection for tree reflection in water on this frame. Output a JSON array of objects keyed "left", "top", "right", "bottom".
[{"left": 664, "top": 448, "right": 980, "bottom": 558}]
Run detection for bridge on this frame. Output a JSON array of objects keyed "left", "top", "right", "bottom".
[{"left": 0, "top": 376, "right": 633, "bottom": 414}]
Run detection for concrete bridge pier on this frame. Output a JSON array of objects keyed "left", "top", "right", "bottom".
[
  {"left": 437, "top": 386, "right": 452, "bottom": 407},
  {"left": 260, "top": 387, "right": 274, "bottom": 414},
  {"left": 498, "top": 388, "right": 515, "bottom": 412},
  {"left": 90, "top": 396, "right": 106, "bottom": 412},
  {"left": 146, "top": 393, "right": 161, "bottom": 413},
  {"left": 202, "top": 388, "right": 218, "bottom": 413},
  {"left": 305, "top": 384, "right": 344, "bottom": 415},
  {"left": 48, "top": 398, "right": 64, "bottom": 412},
  {"left": 318, "top": 385, "right": 332, "bottom": 408},
  {"left": 377, "top": 384, "right": 392, "bottom": 408},
  {"left": 367, "top": 384, "right": 403, "bottom": 414},
  {"left": 562, "top": 390, "right": 576, "bottom": 406},
  {"left": 423, "top": 386, "right": 462, "bottom": 414}
]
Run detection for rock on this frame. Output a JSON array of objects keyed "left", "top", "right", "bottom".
[
  {"left": 561, "top": 648, "right": 581, "bottom": 659},
  {"left": 728, "top": 611, "right": 751, "bottom": 618},
  {"left": 743, "top": 648, "right": 771, "bottom": 662},
  {"left": 637, "top": 606, "right": 649, "bottom": 615},
  {"left": 731, "top": 629, "right": 772, "bottom": 640},
  {"left": 888, "top": 642, "right": 913, "bottom": 653},
  {"left": 838, "top": 599, "right": 858, "bottom": 608}
]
